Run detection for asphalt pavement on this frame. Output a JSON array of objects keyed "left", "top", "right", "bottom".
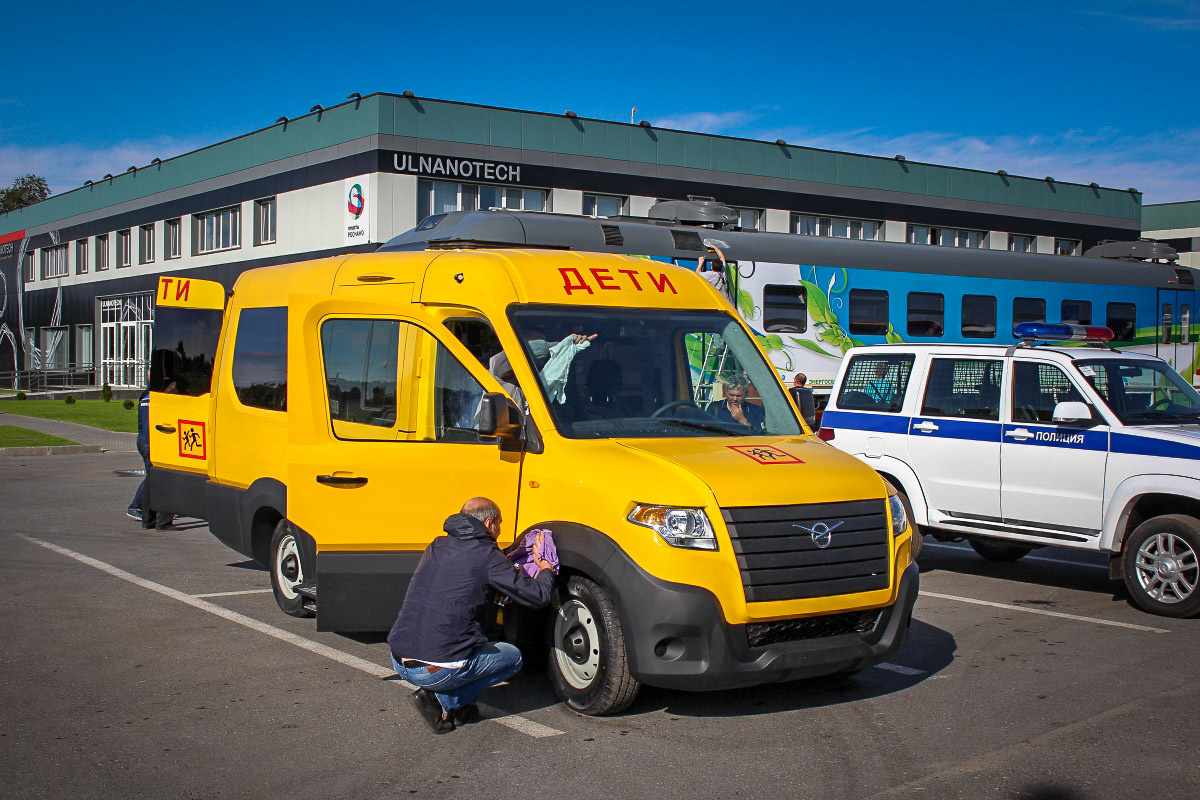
[{"left": 2, "top": 451, "right": 1198, "bottom": 800}]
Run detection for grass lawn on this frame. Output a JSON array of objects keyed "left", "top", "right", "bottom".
[
  {"left": 0, "top": 425, "right": 78, "bottom": 447},
  {"left": 0, "top": 398, "right": 138, "bottom": 432}
]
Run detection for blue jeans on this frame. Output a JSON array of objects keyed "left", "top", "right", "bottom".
[{"left": 392, "top": 642, "right": 523, "bottom": 711}]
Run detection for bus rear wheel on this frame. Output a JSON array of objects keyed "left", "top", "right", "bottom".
[
  {"left": 270, "top": 520, "right": 314, "bottom": 618},
  {"left": 548, "top": 576, "right": 640, "bottom": 716}
]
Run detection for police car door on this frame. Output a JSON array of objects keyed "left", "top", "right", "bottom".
[
  {"left": 1000, "top": 358, "right": 1108, "bottom": 539},
  {"left": 905, "top": 356, "right": 1004, "bottom": 522}
]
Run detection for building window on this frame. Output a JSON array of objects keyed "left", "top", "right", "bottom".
[
  {"left": 139, "top": 224, "right": 155, "bottom": 265},
  {"left": 417, "top": 179, "right": 546, "bottom": 220},
  {"left": 1106, "top": 302, "right": 1136, "bottom": 341},
  {"left": 1009, "top": 234, "right": 1034, "bottom": 253},
  {"left": 907, "top": 292, "right": 944, "bottom": 337},
  {"left": 794, "top": 214, "right": 881, "bottom": 240},
  {"left": 254, "top": 198, "right": 277, "bottom": 245},
  {"left": 962, "top": 295, "right": 997, "bottom": 338},
  {"left": 762, "top": 284, "right": 807, "bottom": 333},
  {"left": 23, "top": 250, "right": 35, "bottom": 282},
  {"left": 41, "top": 244, "right": 68, "bottom": 279},
  {"left": 909, "top": 225, "right": 985, "bottom": 248},
  {"left": 232, "top": 307, "right": 288, "bottom": 411},
  {"left": 23, "top": 328, "right": 35, "bottom": 366},
  {"left": 731, "top": 207, "right": 762, "bottom": 231},
  {"left": 76, "top": 325, "right": 94, "bottom": 368},
  {"left": 75, "top": 240, "right": 88, "bottom": 274},
  {"left": 1061, "top": 300, "right": 1092, "bottom": 326},
  {"left": 1013, "top": 297, "right": 1046, "bottom": 328},
  {"left": 194, "top": 206, "right": 241, "bottom": 254},
  {"left": 164, "top": 218, "right": 181, "bottom": 260},
  {"left": 116, "top": 229, "right": 132, "bottom": 267},
  {"left": 1055, "top": 238, "right": 1080, "bottom": 256},
  {"left": 582, "top": 194, "right": 625, "bottom": 218},
  {"left": 40, "top": 327, "right": 69, "bottom": 369},
  {"left": 848, "top": 289, "right": 889, "bottom": 335},
  {"left": 95, "top": 234, "right": 109, "bottom": 271}
]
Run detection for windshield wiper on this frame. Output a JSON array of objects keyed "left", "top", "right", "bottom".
[{"left": 658, "top": 418, "right": 751, "bottom": 436}]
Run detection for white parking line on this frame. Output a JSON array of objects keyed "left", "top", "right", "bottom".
[
  {"left": 192, "top": 589, "right": 274, "bottom": 598},
  {"left": 873, "top": 662, "right": 925, "bottom": 676},
  {"left": 923, "top": 541, "right": 1108, "bottom": 570},
  {"left": 19, "top": 535, "right": 563, "bottom": 738},
  {"left": 921, "top": 590, "right": 1170, "bottom": 633}
]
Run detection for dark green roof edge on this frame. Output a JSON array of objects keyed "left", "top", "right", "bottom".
[
  {"left": 2, "top": 91, "right": 1142, "bottom": 234},
  {"left": 1143, "top": 201, "right": 1200, "bottom": 231}
]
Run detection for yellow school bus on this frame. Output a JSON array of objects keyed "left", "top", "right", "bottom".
[{"left": 147, "top": 249, "right": 918, "bottom": 714}]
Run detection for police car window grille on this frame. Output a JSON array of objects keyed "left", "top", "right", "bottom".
[
  {"left": 920, "top": 358, "right": 1000, "bottom": 420},
  {"left": 836, "top": 355, "right": 914, "bottom": 413},
  {"left": 1013, "top": 362, "right": 1080, "bottom": 422}
]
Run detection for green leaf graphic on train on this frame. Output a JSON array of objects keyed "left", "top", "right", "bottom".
[
  {"left": 754, "top": 333, "right": 793, "bottom": 370},
  {"left": 798, "top": 274, "right": 863, "bottom": 355}
]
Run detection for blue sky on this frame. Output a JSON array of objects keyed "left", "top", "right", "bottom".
[{"left": 2, "top": 0, "right": 1197, "bottom": 204}]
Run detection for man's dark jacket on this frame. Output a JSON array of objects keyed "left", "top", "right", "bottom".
[
  {"left": 388, "top": 513, "right": 554, "bottom": 664},
  {"left": 136, "top": 390, "right": 150, "bottom": 458}
]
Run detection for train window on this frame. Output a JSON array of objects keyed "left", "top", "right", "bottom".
[
  {"left": 1013, "top": 298, "right": 1045, "bottom": 328},
  {"left": 1162, "top": 304, "right": 1173, "bottom": 344},
  {"left": 762, "top": 285, "right": 807, "bottom": 333},
  {"left": 961, "top": 295, "right": 996, "bottom": 338},
  {"left": 848, "top": 289, "right": 889, "bottom": 336},
  {"left": 907, "top": 293, "right": 944, "bottom": 337},
  {"left": 1106, "top": 303, "right": 1137, "bottom": 342},
  {"left": 1183, "top": 306, "right": 1191, "bottom": 344},
  {"left": 1061, "top": 300, "right": 1092, "bottom": 326}
]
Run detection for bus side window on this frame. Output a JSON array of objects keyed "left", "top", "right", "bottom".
[
  {"left": 1106, "top": 302, "right": 1136, "bottom": 342},
  {"left": 762, "top": 285, "right": 807, "bottom": 333}
]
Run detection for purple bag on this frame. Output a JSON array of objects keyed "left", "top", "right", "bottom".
[{"left": 508, "top": 528, "right": 559, "bottom": 577}]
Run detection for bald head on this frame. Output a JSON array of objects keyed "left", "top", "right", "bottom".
[{"left": 462, "top": 497, "right": 503, "bottom": 538}]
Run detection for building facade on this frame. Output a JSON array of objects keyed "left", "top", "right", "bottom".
[
  {"left": 1144, "top": 201, "right": 1200, "bottom": 269},
  {"left": 0, "top": 92, "right": 1145, "bottom": 384}
]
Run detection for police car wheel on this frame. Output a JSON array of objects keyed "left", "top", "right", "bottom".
[
  {"left": 968, "top": 538, "right": 1032, "bottom": 562},
  {"left": 1122, "top": 515, "right": 1200, "bottom": 618},
  {"left": 548, "top": 576, "right": 641, "bottom": 716},
  {"left": 270, "top": 520, "right": 315, "bottom": 618}
]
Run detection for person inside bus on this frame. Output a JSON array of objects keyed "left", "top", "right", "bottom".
[
  {"left": 388, "top": 497, "right": 556, "bottom": 734},
  {"left": 707, "top": 374, "right": 765, "bottom": 432}
]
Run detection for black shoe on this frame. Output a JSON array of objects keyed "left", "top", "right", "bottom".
[
  {"left": 450, "top": 703, "right": 481, "bottom": 726},
  {"left": 411, "top": 690, "right": 454, "bottom": 734}
]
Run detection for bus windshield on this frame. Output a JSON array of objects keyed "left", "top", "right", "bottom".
[
  {"left": 1075, "top": 359, "right": 1200, "bottom": 426},
  {"left": 507, "top": 306, "right": 802, "bottom": 439}
]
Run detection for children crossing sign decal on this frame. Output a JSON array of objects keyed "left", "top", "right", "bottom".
[{"left": 178, "top": 420, "right": 207, "bottom": 460}]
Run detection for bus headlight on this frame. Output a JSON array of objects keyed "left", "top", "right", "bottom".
[
  {"left": 888, "top": 494, "right": 908, "bottom": 537},
  {"left": 628, "top": 505, "right": 718, "bottom": 551}
]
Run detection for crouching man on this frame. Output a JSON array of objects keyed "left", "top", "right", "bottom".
[{"left": 388, "top": 497, "right": 556, "bottom": 734}]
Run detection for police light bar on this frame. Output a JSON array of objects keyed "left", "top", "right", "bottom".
[{"left": 1013, "top": 322, "right": 1114, "bottom": 342}]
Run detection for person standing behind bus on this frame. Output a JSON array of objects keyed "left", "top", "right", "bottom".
[
  {"left": 789, "top": 373, "right": 817, "bottom": 430},
  {"left": 128, "top": 386, "right": 175, "bottom": 530}
]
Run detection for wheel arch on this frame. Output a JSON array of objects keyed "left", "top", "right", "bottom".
[
  {"left": 1102, "top": 475, "right": 1200, "bottom": 553},
  {"left": 870, "top": 456, "right": 931, "bottom": 527}
]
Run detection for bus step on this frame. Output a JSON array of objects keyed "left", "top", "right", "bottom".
[{"left": 294, "top": 580, "right": 317, "bottom": 600}]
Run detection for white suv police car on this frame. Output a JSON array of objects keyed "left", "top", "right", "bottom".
[{"left": 820, "top": 322, "right": 1200, "bottom": 618}]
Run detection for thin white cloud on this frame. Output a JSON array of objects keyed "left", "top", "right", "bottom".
[
  {"left": 651, "top": 110, "right": 760, "bottom": 134},
  {"left": 0, "top": 136, "right": 214, "bottom": 197},
  {"left": 761, "top": 126, "right": 1200, "bottom": 204}
]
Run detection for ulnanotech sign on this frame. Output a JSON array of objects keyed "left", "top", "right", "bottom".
[{"left": 387, "top": 152, "right": 526, "bottom": 183}]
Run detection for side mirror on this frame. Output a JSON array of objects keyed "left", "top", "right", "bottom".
[
  {"left": 478, "top": 392, "right": 524, "bottom": 439},
  {"left": 1052, "top": 401, "right": 1093, "bottom": 424}
]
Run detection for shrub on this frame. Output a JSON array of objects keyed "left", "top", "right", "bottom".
[
  {"left": 101, "top": 383, "right": 113, "bottom": 403},
  {"left": 65, "top": 395, "right": 77, "bottom": 405},
  {"left": 16, "top": 391, "right": 26, "bottom": 400},
  {"left": 123, "top": 399, "right": 135, "bottom": 410}
]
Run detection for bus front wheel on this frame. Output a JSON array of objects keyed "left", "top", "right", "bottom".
[{"left": 548, "top": 576, "right": 640, "bottom": 716}]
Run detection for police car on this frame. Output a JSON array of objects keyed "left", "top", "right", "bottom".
[{"left": 820, "top": 322, "right": 1200, "bottom": 618}]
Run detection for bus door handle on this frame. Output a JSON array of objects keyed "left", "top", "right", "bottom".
[
  {"left": 912, "top": 420, "right": 939, "bottom": 433},
  {"left": 1005, "top": 428, "right": 1034, "bottom": 441},
  {"left": 155, "top": 424, "right": 176, "bottom": 434},
  {"left": 316, "top": 474, "right": 368, "bottom": 487}
]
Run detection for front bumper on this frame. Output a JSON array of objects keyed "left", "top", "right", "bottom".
[{"left": 609, "top": 548, "right": 919, "bottom": 692}]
